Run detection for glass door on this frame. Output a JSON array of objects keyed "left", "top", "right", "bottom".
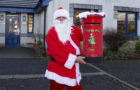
[{"left": 5, "top": 14, "right": 20, "bottom": 47}]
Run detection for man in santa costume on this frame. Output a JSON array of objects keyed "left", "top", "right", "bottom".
[{"left": 45, "top": 7, "right": 86, "bottom": 90}]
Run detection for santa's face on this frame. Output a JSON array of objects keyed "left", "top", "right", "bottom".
[
  {"left": 54, "top": 16, "right": 72, "bottom": 44},
  {"left": 56, "top": 16, "right": 67, "bottom": 23}
]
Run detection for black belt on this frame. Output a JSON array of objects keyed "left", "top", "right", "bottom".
[
  {"left": 50, "top": 55, "right": 81, "bottom": 62},
  {"left": 50, "top": 57, "right": 56, "bottom": 62}
]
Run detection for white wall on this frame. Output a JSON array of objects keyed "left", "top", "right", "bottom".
[
  {"left": 113, "top": 0, "right": 140, "bottom": 36},
  {"left": 0, "top": 12, "right": 6, "bottom": 46},
  {"left": 20, "top": 37, "right": 34, "bottom": 47},
  {"left": 46, "top": 0, "right": 140, "bottom": 36},
  {"left": 46, "top": 0, "right": 55, "bottom": 31},
  {"left": 20, "top": 13, "right": 33, "bottom": 47},
  {"left": 39, "top": 11, "right": 45, "bottom": 35},
  {"left": 104, "top": 0, "right": 140, "bottom": 32},
  {"left": 0, "top": 12, "right": 5, "bottom": 33},
  {"left": 34, "top": 13, "right": 40, "bottom": 34},
  {"left": 1, "top": 0, "right": 140, "bottom": 47},
  {"left": 21, "top": 13, "right": 27, "bottom": 34},
  {"left": 34, "top": 11, "right": 44, "bottom": 35},
  {"left": 21, "top": 11, "right": 45, "bottom": 47}
]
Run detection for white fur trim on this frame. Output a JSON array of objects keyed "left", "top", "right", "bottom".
[
  {"left": 54, "top": 9, "right": 70, "bottom": 20},
  {"left": 69, "top": 37, "right": 80, "bottom": 55},
  {"left": 75, "top": 63, "right": 82, "bottom": 85},
  {"left": 64, "top": 53, "right": 76, "bottom": 69},
  {"left": 45, "top": 70, "right": 77, "bottom": 86},
  {"left": 77, "top": 12, "right": 105, "bottom": 19}
]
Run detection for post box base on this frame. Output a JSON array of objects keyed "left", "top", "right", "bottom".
[{"left": 85, "top": 57, "right": 103, "bottom": 63}]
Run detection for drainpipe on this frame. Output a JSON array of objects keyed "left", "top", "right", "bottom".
[{"left": 43, "top": 7, "right": 47, "bottom": 55}]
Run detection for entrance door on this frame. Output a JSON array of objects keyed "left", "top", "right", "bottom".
[{"left": 5, "top": 15, "right": 20, "bottom": 47}]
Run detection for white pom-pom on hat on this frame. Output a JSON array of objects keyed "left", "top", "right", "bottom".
[{"left": 53, "top": 7, "right": 70, "bottom": 20}]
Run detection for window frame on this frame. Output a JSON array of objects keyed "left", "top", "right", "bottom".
[{"left": 117, "top": 11, "right": 138, "bottom": 36}]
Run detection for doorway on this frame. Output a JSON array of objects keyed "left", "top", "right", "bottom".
[{"left": 5, "top": 14, "right": 20, "bottom": 47}]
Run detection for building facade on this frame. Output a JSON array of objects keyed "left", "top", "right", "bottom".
[
  {"left": 46, "top": 0, "right": 140, "bottom": 36},
  {"left": 0, "top": 0, "right": 49, "bottom": 47},
  {"left": 0, "top": 0, "right": 140, "bottom": 47}
]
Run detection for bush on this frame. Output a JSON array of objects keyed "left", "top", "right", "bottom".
[
  {"left": 103, "top": 29, "right": 129, "bottom": 52},
  {"left": 103, "top": 50, "right": 117, "bottom": 56},
  {"left": 135, "top": 41, "right": 140, "bottom": 53}
]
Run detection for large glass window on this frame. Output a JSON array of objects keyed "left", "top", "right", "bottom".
[
  {"left": 128, "top": 14, "right": 135, "bottom": 34},
  {"left": 117, "top": 12, "right": 137, "bottom": 36},
  {"left": 28, "top": 14, "right": 34, "bottom": 33},
  {"left": 117, "top": 12, "right": 126, "bottom": 34},
  {"left": 74, "top": 8, "right": 98, "bottom": 28}
]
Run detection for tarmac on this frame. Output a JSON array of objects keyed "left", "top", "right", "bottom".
[{"left": 0, "top": 47, "right": 140, "bottom": 90}]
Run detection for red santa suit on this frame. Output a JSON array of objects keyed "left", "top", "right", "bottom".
[{"left": 45, "top": 25, "right": 83, "bottom": 87}]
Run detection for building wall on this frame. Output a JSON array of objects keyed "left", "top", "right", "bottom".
[
  {"left": 0, "top": 0, "right": 140, "bottom": 47},
  {"left": 20, "top": 13, "right": 35, "bottom": 47},
  {"left": 46, "top": 0, "right": 140, "bottom": 36},
  {"left": 36, "top": 11, "right": 45, "bottom": 38},
  {"left": 34, "top": 11, "right": 44, "bottom": 43},
  {"left": 46, "top": 0, "right": 55, "bottom": 31},
  {"left": 20, "top": 13, "right": 30, "bottom": 47},
  {"left": 0, "top": 12, "right": 45, "bottom": 47},
  {"left": 0, "top": 12, "right": 6, "bottom": 46},
  {"left": 138, "top": 20, "right": 140, "bottom": 36},
  {"left": 21, "top": 11, "right": 45, "bottom": 47}
]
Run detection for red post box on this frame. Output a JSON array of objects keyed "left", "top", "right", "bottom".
[{"left": 80, "top": 12, "right": 105, "bottom": 62}]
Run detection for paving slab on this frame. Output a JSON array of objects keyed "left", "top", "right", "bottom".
[
  {"left": 91, "top": 60, "right": 140, "bottom": 88},
  {"left": 0, "top": 47, "right": 140, "bottom": 90},
  {"left": 0, "top": 58, "right": 99, "bottom": 75},
  {"left": 0, "top": 78, "right": 50, "bottom": 90},
  {"left": 0, "top": 47, "right": 38, "bottom": 58},
  {"left": 0, "top": 59, "right": 48, "bottom": 75},
  {"left": 0, "top": 76, "right": 133, "bottom": 90}
]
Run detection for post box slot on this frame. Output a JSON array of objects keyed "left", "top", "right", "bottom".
[{"left": 85, "top": 23, "right": 100, "bottom": 25}]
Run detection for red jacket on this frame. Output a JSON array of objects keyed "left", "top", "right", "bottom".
[{"left": 45, "top": 25, "right": 83, "bottom": 86}]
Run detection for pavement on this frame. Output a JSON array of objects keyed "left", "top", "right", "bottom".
[
  {"left": 0, "top": 47, "right": 38, "bottom": 59},
  {"left": 0, "top": 47, "right": 140, "bottom": 90}
]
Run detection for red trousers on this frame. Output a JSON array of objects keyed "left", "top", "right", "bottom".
[{"left": 50, "top": 80, "right": 82, "bottom": 90}]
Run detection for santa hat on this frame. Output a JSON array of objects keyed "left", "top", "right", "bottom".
[{"left": 53, "top": 7, "right": 70, "bottom": 20}]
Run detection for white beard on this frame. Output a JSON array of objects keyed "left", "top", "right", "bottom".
[{"left": 54, "top": 20, "right": 72, "bottom": 44}]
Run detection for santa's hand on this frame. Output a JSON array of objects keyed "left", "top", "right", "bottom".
[{"left": 76, "top": 56, "right": 86, "bottom": 64}]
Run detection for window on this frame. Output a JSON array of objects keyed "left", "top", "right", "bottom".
[
  {"left": 74, "top": 8, "right": 98, "bottom": 28},
  {"left": 28, "top": 14, "right": 34, "bottom": 33},
  {"left": 117, "top": 12, "right": 137, "bottom": 36}
]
